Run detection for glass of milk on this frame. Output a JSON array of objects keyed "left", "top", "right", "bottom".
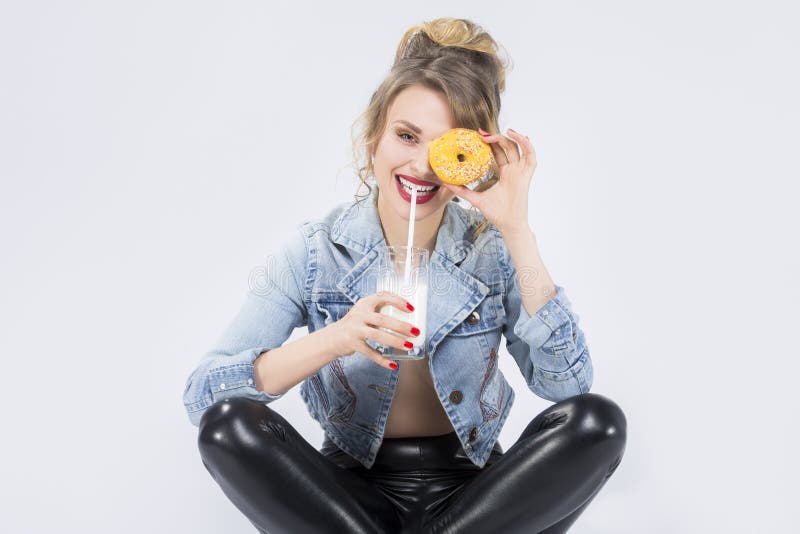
[{"left": 375, "top": 245, "right": 429, "bottom": 360}]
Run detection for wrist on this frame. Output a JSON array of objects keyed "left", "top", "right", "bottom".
[
  {"left": 319, "top": 322, "right": 345, "bottom": 361},
  {"left": 499, "top": 224, "right": 534, "bottom": 241},
  {"left": 253, "top": 350, "right": 269, "bottom": 391}
]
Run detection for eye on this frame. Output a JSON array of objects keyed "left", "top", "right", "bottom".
[{"left": 397, "top": 130, "right": 417, "bottom": 143}]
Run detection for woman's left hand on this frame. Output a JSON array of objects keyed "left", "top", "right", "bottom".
[{"left": 441, "top": 128, "right": 537, "bottom": 235}]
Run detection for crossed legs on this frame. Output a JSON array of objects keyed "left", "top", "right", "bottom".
[{"left": 197, "top": 392, "right": 626, "bottom": 533}]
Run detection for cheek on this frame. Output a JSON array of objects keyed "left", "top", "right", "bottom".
[{"left": 375, "top": 139, "right": 407, "bottom": 170}]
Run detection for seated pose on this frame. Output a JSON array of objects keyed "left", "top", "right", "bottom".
[{"left": 183, "top": 17, "right": 627, "bottom": 534}]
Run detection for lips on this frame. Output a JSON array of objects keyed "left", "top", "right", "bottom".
[
  {"left": 397, "top": 174, "right": 439, "bottom": 188},
  {"left": 394, "top": 175, "right": 440, "bottom": 205}
]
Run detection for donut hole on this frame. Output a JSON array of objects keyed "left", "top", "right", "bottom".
[{"left": 457, "top": 153, "right": 466, "bottom": 162}]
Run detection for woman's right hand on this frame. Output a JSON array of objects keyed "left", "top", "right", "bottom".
[{"left": 326, "top": 291, "right": 420, "bottom": 370}]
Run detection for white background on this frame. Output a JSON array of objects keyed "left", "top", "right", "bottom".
[{"left": 1, "top": 1, "right": 798, "bottom": 532}]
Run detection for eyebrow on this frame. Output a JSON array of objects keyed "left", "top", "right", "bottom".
[{"left": 392, "top": 120, "right": 422, "bottom": 134}]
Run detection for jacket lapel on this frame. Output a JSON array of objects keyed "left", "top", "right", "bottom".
[
  {"left": 426, "top": 249, "right": 489, "bottom": 357},
  {"left": 335, "top": 246, "right": 382, "bottom": 304}
]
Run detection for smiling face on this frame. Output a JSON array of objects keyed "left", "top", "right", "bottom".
[{"left": 372, "top": 84, "right": 457, "bottom": 227}]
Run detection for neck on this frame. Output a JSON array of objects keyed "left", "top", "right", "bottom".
[{"left": 376, "top": 190, "right": 445, "bottom": 253}]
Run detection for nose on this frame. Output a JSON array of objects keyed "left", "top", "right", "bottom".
[{"left": 411, "top": 142, "right": 437, "bottom": 181}]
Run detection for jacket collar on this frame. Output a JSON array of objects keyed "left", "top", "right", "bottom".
[
  {"left": 329, "top": 185, "right": 472, "bottom": 264},
  {"left": 329, "top": 186, "right": 491, "bottom": 358}
]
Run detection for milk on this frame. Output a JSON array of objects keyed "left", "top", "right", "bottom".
[{"left": 376, "top": 269, "right": 428, "bottom": 360}]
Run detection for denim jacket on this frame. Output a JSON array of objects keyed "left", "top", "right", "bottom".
[{"left": 182, "top": 186, "right": 593, "bottom": 469}]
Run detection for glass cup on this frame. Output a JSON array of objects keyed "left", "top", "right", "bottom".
[{"left": 374, "top": 245, "right": 429, "bottom": 360}]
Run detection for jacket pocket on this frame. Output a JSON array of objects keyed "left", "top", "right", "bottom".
[
  {"left": 311, "top": 358, "right": 357, "bottom": 424},
  {"left": 312, "top": 297, "right": 365, "bottom": 423},
  {"left": 479, "top": 347, "right": 508, "bottom": 420},
  {"left": 314, "top": 299, "right": 353, "bottom": 326},
  {"left": 448, "top": 293, "right": 505, "bottom": 336}
]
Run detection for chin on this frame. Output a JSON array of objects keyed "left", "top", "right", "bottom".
[{"left": 397, "top": 193, "right": 446, "bottom": 220}]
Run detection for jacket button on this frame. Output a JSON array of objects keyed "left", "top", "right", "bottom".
[
  {"left": 466, "top": 311, "right": 480, "bottom": 325},
  {"left": 449, "top": 390, "right": 463, "bottom": 404},
  {"left": 468, "top": 427, "right": 478, "bottom": 442}
]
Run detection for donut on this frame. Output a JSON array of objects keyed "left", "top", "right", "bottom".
[{"left": 429, "top": 128, "right": 495, "bottom": 190}]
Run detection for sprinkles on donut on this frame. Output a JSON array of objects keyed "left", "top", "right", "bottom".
[{"left": 429, "top": 128, "right": 497, "bottom": 191}]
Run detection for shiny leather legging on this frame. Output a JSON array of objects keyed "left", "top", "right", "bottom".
[{"left": 197, "top": 392, "right": 627, "bottom": 533}]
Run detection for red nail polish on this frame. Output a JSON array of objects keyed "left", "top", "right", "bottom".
[
  {"left": 406, "top": 302, "right": 415, "bottom": 311},
  {"left": 410, "top": 326, "right": 421, "bottom": 336},
  {"left": 389, "top": 362, "right": 398, "bottom": 370},
  {"left": 404, "top": 341, "right": 414, "bottom": 349}
]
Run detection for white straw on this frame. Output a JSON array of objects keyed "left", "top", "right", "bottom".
[{"left": 405, "top": 187, "right": 417, "bottom": 284}]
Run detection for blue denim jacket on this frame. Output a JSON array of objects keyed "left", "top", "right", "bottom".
[{"left": 182, "top": 187, "right": 593, "bottom": 469}]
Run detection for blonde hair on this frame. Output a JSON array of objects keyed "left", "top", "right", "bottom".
[{"left": 350, "top": 17, "right": 511, "bottom": 240}]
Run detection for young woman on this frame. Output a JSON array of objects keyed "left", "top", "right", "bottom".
[{"left": 183, "top": 18, "right": 627, "bottom": 534}]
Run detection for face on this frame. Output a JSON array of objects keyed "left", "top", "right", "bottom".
[{"left": 372, "top": 84, "right": 457, "bottom": 223}]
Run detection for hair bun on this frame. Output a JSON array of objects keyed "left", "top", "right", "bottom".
[{"left": 394, "top": 18, "right": 510, "bottom": 92}]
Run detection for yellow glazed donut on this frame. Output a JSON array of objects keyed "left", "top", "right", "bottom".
[{"left": 429, "top": 128, "right": 495, "bottom": 188}]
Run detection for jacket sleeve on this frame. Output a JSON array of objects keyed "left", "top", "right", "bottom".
[
  {"left": 502, "top": 268, "right": 594, "bottom": 402},
  {"left": 182, "top": 226, "right": 310, "bottom": 426}
]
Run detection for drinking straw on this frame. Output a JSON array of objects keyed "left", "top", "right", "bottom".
[{"left": 404, "top": 186, "right": 417, "bottom": 284}]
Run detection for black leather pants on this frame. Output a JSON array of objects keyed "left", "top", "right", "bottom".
[{"left": 197, "top": 392, "right": 627, "bottom": 533}]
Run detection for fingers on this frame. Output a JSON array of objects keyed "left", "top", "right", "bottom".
[
  {"left": 357, "top": 339, "right": 398, "bottom": 370},
  {"left": 370, "top": 290, "right": 415, "bottom": 313},
  {"left": 366, "top": 325, "right": 416, "bottom": 353},
  {"left": 366, "top": 311, "right": 419, "bottom": 339},
  {"left": 442, "top": 183, "right": 481, "bottom": 206},
  {"left": 480, "top": 128, "right": 521, "bottom": 166},
  {"left": 338, "top": 292, "right": 413, "bottom": 371},
  {"left": 479, "top": 128, "right": 509, "bottom": 166},
  {"left": 339, "top": 290, "right": 423, "bottom": 370},
  {"left": 505, "top": 128, "right": 537, "bottom": 173},
  {"left": 496, "top": 133, "right": 521, "bottom": 165}
]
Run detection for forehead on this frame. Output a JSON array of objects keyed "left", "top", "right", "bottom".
[{"left": 387, "top": 85, "right": 455, "bottom": 134}]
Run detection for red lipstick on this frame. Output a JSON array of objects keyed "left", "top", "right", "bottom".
[{"left": 394, "top": 175, "right": 440, "bottom": 205}]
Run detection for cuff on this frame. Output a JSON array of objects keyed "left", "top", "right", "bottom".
[
  {"left": 512, "top": 284, "right": 574, "bottom": 350},
  {"left": 208, "top": 347, "right": 286, "bottom": 403}
]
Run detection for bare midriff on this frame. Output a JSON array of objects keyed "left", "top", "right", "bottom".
[{"left": 383, "top": 355, "right": 456, "bottom": 438}]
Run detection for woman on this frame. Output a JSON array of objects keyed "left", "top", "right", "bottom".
[{"left": 183, "top": 18, "right": 627, "bottom": 534}]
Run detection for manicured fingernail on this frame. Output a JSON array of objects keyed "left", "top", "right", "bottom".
[
  {"left": 479, "top": 128, "right": 490, "bottom": 136},
  {"left": 404, "top": 341, "right": 414, "bottom": 349},
  {"left": 389, "top": 362, "right": 398, "bottom": 370},
  {"left": 406, "top": 302, "right": 415, "bottom": 311},
  {"left": 508, "top": 128, "right": 517, "bottom": 134},
  {"left": 410, "top": 326, "right": 421, "bottom": 336}
]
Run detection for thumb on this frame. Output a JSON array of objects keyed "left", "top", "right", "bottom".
[{"left": 443, "top": 183, "right": 480, "bottom": 205}]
